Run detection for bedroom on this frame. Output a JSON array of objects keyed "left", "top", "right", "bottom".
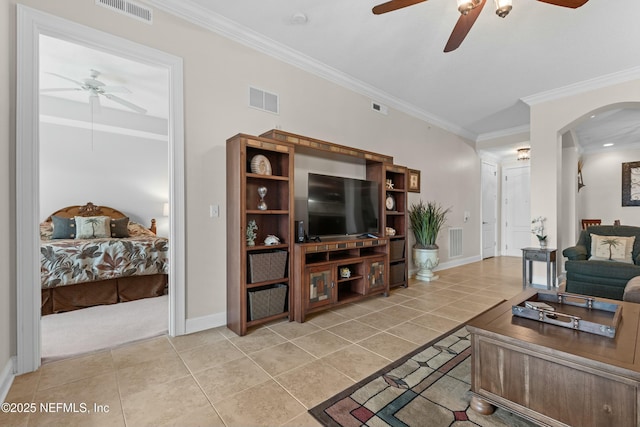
[{"left": 38, "top": 34, "right": 171, "bottom": 359}]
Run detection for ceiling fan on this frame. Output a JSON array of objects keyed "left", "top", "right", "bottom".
[
  {"left": 372, "top": 0, "right": 589, "bottom": 52},
  {"left": 41, "top": 69, "right": 147, "bottom": 114}
]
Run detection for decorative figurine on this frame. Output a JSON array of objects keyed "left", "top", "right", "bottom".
[
  {"left": 264, "top": 235, "right": 280, "bottom": 246},
  {"left": 246, "top": 220, "right": 257, "bottom": 246},
  {"left": 386, "top": 179, "right": 394, "bottom": 189},
  {"left": 257, "top": 186, "right": 268, "bottom": 210}
]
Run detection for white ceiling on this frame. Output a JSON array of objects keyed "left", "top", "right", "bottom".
[{"left": 41, "top": 0, "right": 640, "bottom": 155}]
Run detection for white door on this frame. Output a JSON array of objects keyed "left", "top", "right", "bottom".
[
  {"left": 481, "top": 162, "right": 497, "bottom": 259},
  {"left": 503, "top": 165, "right": 531, "bottom": 257}
]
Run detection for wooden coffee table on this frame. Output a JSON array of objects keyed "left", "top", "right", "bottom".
[{"left": 466, "top": 289, "right": 640, "bottom": 427}]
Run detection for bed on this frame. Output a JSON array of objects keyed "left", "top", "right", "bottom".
[{"left": 40, "top": 202, "right": 169, "bottom": 315}]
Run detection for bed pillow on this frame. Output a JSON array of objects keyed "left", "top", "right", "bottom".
[
  {"left": 51, "top": 216, "right": 76, "bottom": 239},
  {"left": 111, "top": 217, "right": 130, "bottom": 238},
  {"left": 75, "top": 216, "right": 111, "bottom": 239},
  {"left": 589, "top": 234, "right": 635, "bottom": 264}
]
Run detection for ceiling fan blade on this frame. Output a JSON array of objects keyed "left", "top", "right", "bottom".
[
  {"left": 103, "top": 93, "right": 147, "bottom": 114},
  {"left": 372, "top": 0, "right": 427, "bottom": 15},
  {"left": 537, "top": 0, "right": 588, "bottom": 8},
  {"left": 444, "top": 0, "right": 486, "bottom": 52},
  {"left": 40, "top": 88, "right": 82, "bottom": 93},
  {"left": 46, "top": 72, "right": 84, "bottom": 87}
]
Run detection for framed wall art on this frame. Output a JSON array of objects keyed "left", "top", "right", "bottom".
[
  {"left": 622, "top": 161, "right": 640, "bottom": 206},
  {"left": 408, "top": 169, "right": 421, "bottom": 193}
]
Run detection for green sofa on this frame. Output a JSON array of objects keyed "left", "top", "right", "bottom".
[{"left": 563, "top": 225, "right": 640, "bottom": 300}]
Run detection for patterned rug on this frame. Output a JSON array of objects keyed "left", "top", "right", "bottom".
[{"left": 309, "top": 326, "right": 538, "bottom": 427}]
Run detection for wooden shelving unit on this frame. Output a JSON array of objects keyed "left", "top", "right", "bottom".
[
  {"left": 228, "top": 129, "right": 410, "bottom": 333},
  {"left": 226, "top": 134, "right": 294, "bottom": 336}
]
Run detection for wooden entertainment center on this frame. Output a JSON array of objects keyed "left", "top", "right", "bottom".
[{"left": 226, "top": 130, "right": 410, "bottom": 335}]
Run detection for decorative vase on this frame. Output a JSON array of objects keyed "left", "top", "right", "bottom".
[
  {"left": 413, "top": 247, "right": 440, "bottom": 282},
  {"left": 539, "top": 239, "right": 547, "bottom": 249}
]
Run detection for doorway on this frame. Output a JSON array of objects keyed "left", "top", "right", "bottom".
[
  {"left": 481, "top": 161, "right": 498, "bottom": 259},
  {"left": 17, "top": 5, "right": 185, "bottom": 374},
  {"left": 502, "top": 164, "right": 531, "bottom": 256}
]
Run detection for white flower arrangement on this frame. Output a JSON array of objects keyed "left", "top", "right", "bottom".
[{"left": 531, "top": 216, "right": 547, "bottom": 242}]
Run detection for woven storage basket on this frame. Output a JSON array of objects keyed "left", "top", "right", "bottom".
[
  {"left": 389, "top": 239, "right": 405, "bottom": 261},
  {"left": 248, "top": 284, "right": 287, "bottom": 321},
  {"left": 248, "top": 250, "right": 287, "bottom": 283},
  {"left": 390, "top": 263, "right": 406, "bottom": 285}
]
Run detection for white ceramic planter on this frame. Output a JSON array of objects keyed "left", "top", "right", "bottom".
[{"left": 413, "top": 247, "right": 440, "bottom": 281}]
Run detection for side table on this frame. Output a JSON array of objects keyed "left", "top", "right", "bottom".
[{"left": 521, "top": 247, "right": 557, "bottom": 290}]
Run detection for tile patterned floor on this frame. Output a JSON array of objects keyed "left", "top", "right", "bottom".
[{"left": 2, "top": 256, "right": 525, "bottom": 427}]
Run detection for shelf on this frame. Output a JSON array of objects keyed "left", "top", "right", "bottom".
[
  {"left": 246, "top": 277, "right": 289, "bottom": 289},
  {"left": 246, "top": 210, "right": 289, "bottom": 215},
  {"left": 246, "top": 173, "right": 289, "bottom": 181},
  {"left": 246, "top": 243, "right": 289, "bottom": 251},
  {"left": 386, "top": 211, "right": 405, "bottom": 215},
  {"left": 246, "top": 310, "right": 289, "bottom": 327},
  {"left": 338, "top": 274, "right": 363, "bottom": 283}
]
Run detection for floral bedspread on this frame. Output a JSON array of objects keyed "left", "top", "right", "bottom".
[{"left": 40, "top": 221, "right": 169, "bottom": 289}]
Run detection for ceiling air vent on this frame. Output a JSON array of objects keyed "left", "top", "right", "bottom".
[
  {"left": 95, "top": 0, "right": 153, "bottom": 24},
  {"left": 249, "top": 87, "right": 279, "bottom": 114}
]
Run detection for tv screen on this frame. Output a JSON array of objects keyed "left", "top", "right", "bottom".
[{"left": 307, "top": 173, "right": 379, "bottom": 237}]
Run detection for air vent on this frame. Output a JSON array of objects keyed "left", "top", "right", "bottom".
[
  {"left": 95, "top": 0, "right": 153, "bottom": 24},
  {"left": 249, "top": 87, "right": 279, "bottom": 114},
  {"left": 449, "top": 228, "right": 463, "bottom": 258}
]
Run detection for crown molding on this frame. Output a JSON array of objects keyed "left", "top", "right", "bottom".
[
  {"left": 148, "top": 0, "right": 476, "bottom": 140},
  {"left": 475, "top": 124, "right": 530, "bottom": 143},
  {"left": 522, "top": 66, "right": 640, "bottom": 106}
]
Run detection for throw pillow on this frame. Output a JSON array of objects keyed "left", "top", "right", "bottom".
[
  {"left": 110, "top": 217, "right": 130, "bottom": 238},
  {"left": 51, "top": 216, "right": 76, "bottom": 239},
  {"left": 589, "top": 234, "right": 635, "bottom": 264},
  {"left": 75, "top": 216, "right": 111, "bottom": 239}
]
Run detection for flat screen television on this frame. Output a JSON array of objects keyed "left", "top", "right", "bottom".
[{"left": 307, "top": 173, "right": 379, "bottom": 237}]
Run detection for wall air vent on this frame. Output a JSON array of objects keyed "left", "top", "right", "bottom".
[
  {"left": 249, "top": 87, "right": 279, "bottom": 114},
  {"left": 449, "top": 227, "right": 463, "bottom": 258},
  {"left": 371, "top": 101, "right": 388, "bottom": 115},
  {"left": 95, "top": 0, "right": 153, "bottom": 24}
]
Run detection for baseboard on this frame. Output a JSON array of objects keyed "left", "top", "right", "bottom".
[
  {"left": 408, "top": 255, "right": 482, "bottom": 279},
  {"left": 0, "top": 356, "right": 16, "bottom": 403},
  {"left": 184, "top": 311, "right": 226, "bottom": 335}
]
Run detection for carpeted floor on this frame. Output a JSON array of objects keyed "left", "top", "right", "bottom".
[
  {"left": 41, "top": 295, "right": 168, "bottom": 363},
  {"left": 310, "top": 325, "right": 537, "bottom": 427}
]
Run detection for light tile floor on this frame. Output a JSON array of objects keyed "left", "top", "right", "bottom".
[{"left": 2, "top": 256, "right": 525, "bottom": 427}]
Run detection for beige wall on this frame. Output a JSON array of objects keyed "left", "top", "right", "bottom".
[
  {"left": 529, "top": 79, "right": 640, "bottom": 264},
  {"left": 2, "top": 0, "right": 482, "bottom": 367}
]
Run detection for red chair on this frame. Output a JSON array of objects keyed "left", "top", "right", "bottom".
[{"left": 581, "top": 219, "right": 601, "bottom": 230}]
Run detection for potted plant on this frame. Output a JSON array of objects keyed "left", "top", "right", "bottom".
[{"left": 409, "top": 200, "right": 450, "bottom": 281}]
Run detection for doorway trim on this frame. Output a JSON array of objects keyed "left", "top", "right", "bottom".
[{"left": 16, "top": 5, "right": 186, "bottom": 374}]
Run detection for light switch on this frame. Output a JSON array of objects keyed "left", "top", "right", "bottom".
[{"left": 210, "top": 204, "right": 219, "bottom": 217}]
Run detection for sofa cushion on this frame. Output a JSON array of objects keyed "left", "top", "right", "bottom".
[
  {"left": 575, "top": 225, "right": 640, "bottom": 264},
  {"left": 565, "top": 259, "right": 640, "bottom": 281},
  {"left": 589, "top": 234, "right": 635, "bottom": 263},
  {"left": 623, "top": 276, "right": 640, "bottom": 303}
]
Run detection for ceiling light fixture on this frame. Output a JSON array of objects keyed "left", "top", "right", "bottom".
[
  {"left": 517, "top": 147, "right": 531, "bottom": 161},
  {"left": 494, "top": 0, "right": 512, "bottom": 17},
  {"left": 457, "top": 0, "right": 481, "bottom": 15},
  {"left": 290, "top": 12, "right": 308, "bottom": 24},
  {"left": 603, "top": 143, "right": 614, "bottom": 147}
]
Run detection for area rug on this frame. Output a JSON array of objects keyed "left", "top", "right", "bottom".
[
  {"left": 41, "top": 295, "right": 168, "bottom": 363},
  {"left": 309, "top": 325, "right": 537, "bottom": 427}
]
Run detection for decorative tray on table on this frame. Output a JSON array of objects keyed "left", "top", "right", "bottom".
[{"left": 512, "top": 292, "right": 622, "bottom": 338}]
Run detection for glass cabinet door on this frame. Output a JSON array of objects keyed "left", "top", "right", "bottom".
[
  {"left": 306, "top": 265, "right": 335, "bottom": 309},
  {"left": 366, "top": 257, "right": 386, "bottom": 293}
]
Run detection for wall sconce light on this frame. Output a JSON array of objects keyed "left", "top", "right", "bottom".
[
  {"left": 163, "top": 202, "right": 169, "bottom": 217},
  {"left": 517, "top": 148, "right": 530, "bottom": 161}
]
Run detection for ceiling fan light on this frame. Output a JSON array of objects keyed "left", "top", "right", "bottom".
[
  {"left": 457, "top": 0, "right": 481, "bottom": 15},
  {"left": 494, "top": 0, "right": 512, "bottom": 18}
]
